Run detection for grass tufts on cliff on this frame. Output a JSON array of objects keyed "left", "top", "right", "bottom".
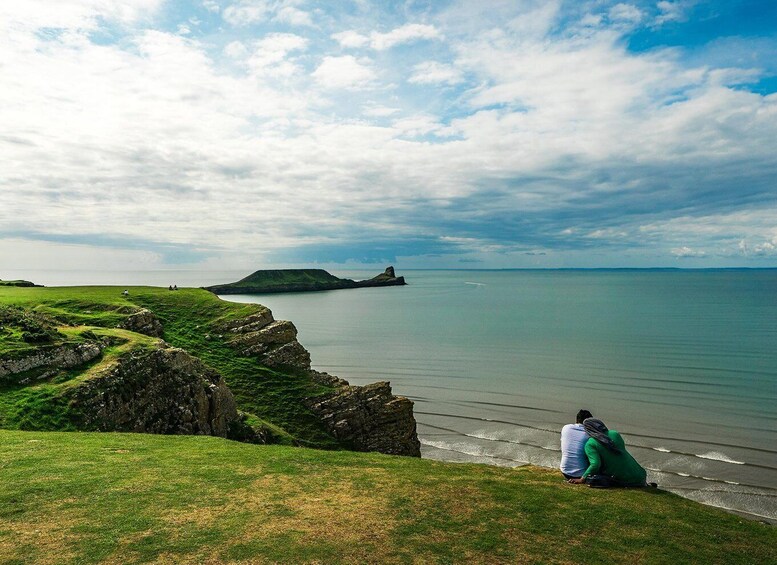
[{"left": 0, "top": 429, "right": 774, "bottom": 564}]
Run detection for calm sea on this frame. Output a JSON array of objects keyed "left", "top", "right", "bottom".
[
  {"left": 222, "top": 269, "right": 777, "bottom": 522},
  {"left": 5, "top": 268, "right": 776, "bottom": 521}
]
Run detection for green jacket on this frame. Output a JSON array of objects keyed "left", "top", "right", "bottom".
[{"left": 582, "top": 430, "right": 647, "bottom": 486}]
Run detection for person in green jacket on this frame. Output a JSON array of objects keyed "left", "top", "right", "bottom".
[{"left": 567, "top": 418, "right": 648, "bottom": 487}]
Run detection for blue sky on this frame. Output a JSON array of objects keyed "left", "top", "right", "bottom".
[{"left": 1, "top": 0, "right": 776, "bottom": 271}]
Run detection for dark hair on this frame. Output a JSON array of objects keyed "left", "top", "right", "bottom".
[{"left": 576, "top": 409, "right": 593, "bottom": 424}]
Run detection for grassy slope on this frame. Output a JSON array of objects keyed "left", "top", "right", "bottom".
[
  {"left": 1, "top": 430, "right": 775, "bottom": 565},
  {"left": 0, "top": 286, "right": 338, "bottom": 447}
]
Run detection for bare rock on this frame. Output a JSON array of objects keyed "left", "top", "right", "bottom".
[
  {"left": 0, "top": 342, "right": 103, "bottom": 378},
  {"left": 227, "top": 312, "right": 312, "bottom": 371},
  {"left": 118, "top": 308, "right": 164, "bottom": 337},
  {"left": 306, "top": 381, "right": 421, "bottom": 457},
  {"left": 74, "top": 347, "right": 238, "bottom": 437}
]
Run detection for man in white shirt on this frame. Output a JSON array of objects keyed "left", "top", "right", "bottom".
[{"left": 560, "top": 409, "right": 593, "bottom": 479}]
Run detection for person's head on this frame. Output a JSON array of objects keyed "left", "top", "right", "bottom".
[{"left": 575, "top": 409, "right": 593, "bottom": 424}]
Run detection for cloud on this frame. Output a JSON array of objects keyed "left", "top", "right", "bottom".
[
  {"left": 370, "top": 23, "right": 442, "bottom": 50},
  {"left": 332, "top": 30, "right": 370, "bottom": 48},
  {"left": 1, "top": 1, "right": 776, "bottom": 269},
  {"left": 0, "top": 0, "right": 162, "bottom": 31},
  {"left": 312, "top": 55, "right": 375, "bottom": 89},
  {"left": 609, "top": 3, "right": 643, "bottom": 23},
  {"left": 222, "top": 0, "right": 312, "bottom": 27},
  {"left": 333, "top": 24, "right": 442, "bottom": 51},
  {"left": 655, "top": 1, "right": 696, "bottom": 25},
  {"left": 671, "top": 246, "right": 706, "bottom": 257},
  {"left": 408, "top": 61, "right": 464, "bottom": 85}
]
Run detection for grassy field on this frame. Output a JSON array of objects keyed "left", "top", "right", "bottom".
[
  {"left": 1, "top": 429, "right": 775, "bottom": 564},
  {"left": 0, "top": 286, "right": 338, "bottom": 447}
]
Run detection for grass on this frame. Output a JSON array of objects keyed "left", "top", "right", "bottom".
[
  {"left": 0, "top": 429, "right": 774, "bottom": 564},
  {"left": 0, "top": 286, "right": 339, "bottom": 447}
]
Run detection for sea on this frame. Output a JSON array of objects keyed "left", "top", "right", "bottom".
[{"left": 4, "top": 268, "right": 776, "bottom": 522}]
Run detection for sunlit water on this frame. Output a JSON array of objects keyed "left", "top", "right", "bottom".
[{"left": 5, "top": 268, "right": 776, "bottom": 521}]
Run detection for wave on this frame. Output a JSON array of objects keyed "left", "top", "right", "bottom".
[{"left": 696, "top": 451, "right": 746, "bottom": 465}]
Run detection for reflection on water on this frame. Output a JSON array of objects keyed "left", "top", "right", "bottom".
[{"left": 223, "top": 269, "right": 777, "bottom": 522}]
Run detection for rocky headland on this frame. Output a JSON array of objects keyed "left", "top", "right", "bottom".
[
  {"left": 0, "top": 287, "right": 419, "bottom": 456},
  {"left": 204, "top": 266, "right": 406, "bottom": 295}
]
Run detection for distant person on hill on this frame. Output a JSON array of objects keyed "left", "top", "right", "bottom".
[
  {"left": 568, "top": 418, "right": 650, "bottom": 487},
  {"left": 560, "top": 409, "right": 592, "bottom": 480}
]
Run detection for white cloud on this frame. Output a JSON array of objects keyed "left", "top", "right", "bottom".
[
  {"left": 312, "top": 55, "right": 375, "bottom": 89},
  {"left": 369, "top": 23, "right": 442, "bottom": 50},
  {"left": 0, "top": 0, "right": 162, "bottom": 31},
  {"left": 609, "top": 3, "right": 643, "bottom": 23},
  {"left": 202, "top": 1, "right": 220, "bottom": 13},
  {"left": 222, "top": 0, "right": 271, "bottom": 25},
  {"left": 222, "top": 0, "right": 312, "bottom": 27},
  {"left": 332, "top": 30, "right": 370, "bottom": 48},
  {"left": 671, "top": 246, "right": 706, "bottom": 257},
  {"left": 276, "top": 5, "right": 314, "bottom": 27},
  {"left": 363, "top": 105, "right": 400, "bottom": 117},
  {"left": 655, "top": 1, "right": 694, "bottom": 25},
  {"left": 244, "top": 33, "right": 308, "bottom": 76},
  {"left": 333, "top": 24, "right": 443, "bottom": 51},
  {"left": 224, "top": 40, "right": 248, "bottom": 58},
  {"left": 408, "top": 61, "right": 464, "bottom": 85},
  {"left": 1, "top": 1, "right": 776, "bottom": 268}
]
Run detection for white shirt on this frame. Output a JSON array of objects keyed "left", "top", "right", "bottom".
[{"left": 560, "top": 423, "right": 589, "bottom": 477}]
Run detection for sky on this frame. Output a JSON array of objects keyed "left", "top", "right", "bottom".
[{"left": 1, "top": 0, "right": 776, "bottom": 272}]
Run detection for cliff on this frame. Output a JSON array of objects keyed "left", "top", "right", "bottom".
[
  {"left": 204, "top": 266, "right": 406, "bottom": 294},
  {"left": 74, "top": 346, "right": 239, "bottom": 437},
  {"left": 0, "top": 286, "right": 419, "bottom": 457},
  {"left": 220, "top": 302, "right": 420, "bottom": 456}
]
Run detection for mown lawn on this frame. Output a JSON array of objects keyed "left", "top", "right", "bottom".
[{"left": 0, "top": 430, "right": 774, "bottom": 564}]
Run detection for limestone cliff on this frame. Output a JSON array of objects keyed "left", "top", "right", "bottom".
[
  {"left": 305, "top": 381, "right": 421, "bottom": 456},
  {"left": 221, "top": 308, "right": 421, "bottom": 456},
  {"left": 118, "top": 308, "right": 164, "bottom": 337},
  {"left": 74, "top": 347, "right": 239, "bottom": 437},
  {"left": 0, "top": 342, "right": 103, "bottom": 384}
]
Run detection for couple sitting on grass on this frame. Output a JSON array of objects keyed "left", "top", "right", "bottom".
[{"left": 561, "top": 409, "right": 655, "bottom": 488}]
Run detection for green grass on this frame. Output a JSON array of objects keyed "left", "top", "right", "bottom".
[
  {"left": 0, "top": 429, "right": 774, "bottom": 564},
  {"left": 0, "top": 286, "right": 339, "bottom": 447}
]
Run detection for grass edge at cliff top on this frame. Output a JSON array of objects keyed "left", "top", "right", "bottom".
[
  {"left": 0, "top": 286, "right": 339, "bottom": 447},
  {"left": 1, "top": 429, "right": 774, "bottom": 565}
]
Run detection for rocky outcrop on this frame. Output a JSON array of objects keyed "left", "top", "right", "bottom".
[
  {"left": 222, "top": 307, "right": 421, "bottom": 456},
  {"left": 118, "top": 308, "right": 164, "bottom": 337},
  {"left": 223, "top": 311, "right": 311, "bottom": 371},
  {"left": 0, "top": 342, "right": 103, "bottom": 381},
  {"left": 356, "top": 266, "right": 405, "bottom": 287},
  {"left": 306, "top": 381, "right": 420, "bottom": 456},
  {"left": 74, "top": 347, "right": 238, "bottom": 437}
]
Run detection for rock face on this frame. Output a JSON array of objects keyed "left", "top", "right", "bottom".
[
  {"left": 118, "top": 308, "right": 164, "bottom": 337},
  {"left": 223, "top": 311, "right": 311, "bottom": 371},
  {"left": 0, "top": 342, "right": 103, "bottom": 381},
  {"left": 224, "top": 308, "right": 422, "bottom": 457},
  {"left": 74, "top": 347, "right": 238, "bottom": 437},
  {"left": 306, "top": 381, "right": 421, "bottom": 456}
]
